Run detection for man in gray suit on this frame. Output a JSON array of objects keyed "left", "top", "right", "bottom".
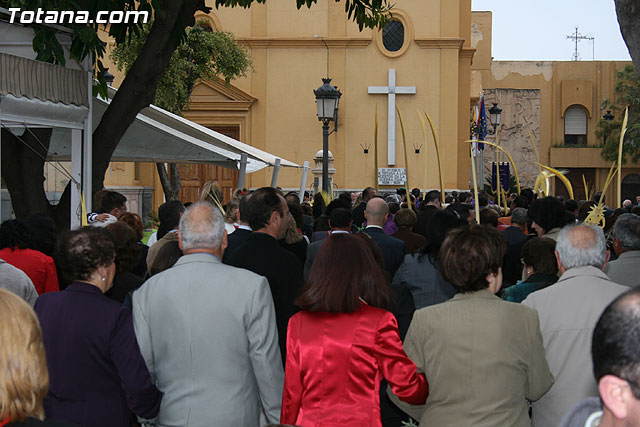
[
  {"left": 605, "top": 213, "right": 640, "bottom": 287},
  {"left": 523, "top": 223, "right": 628, "bottom": 427},
  {"left": 133, "top": 202, "right": 284, "bottom": 427}
]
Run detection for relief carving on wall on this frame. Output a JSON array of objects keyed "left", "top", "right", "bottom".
[{"left": 483, "top": 88, "right": 541, "bottom": 189}]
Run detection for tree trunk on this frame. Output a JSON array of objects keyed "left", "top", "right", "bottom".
[
  {"left": 616, "top": 0, "right": 640, "bottom": 75},
  {"left": 156, "top": 163, "right": 181, "bottom": 201},
  {"left": 0, "top": 128, "right": 71, "bottom": 230},
  {"left": 90, "top": 0, "right": 209, "bottom": 197}
]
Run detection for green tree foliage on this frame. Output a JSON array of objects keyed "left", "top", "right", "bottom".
[
  {"left": 110, "top": 22, "right": 252, "bottom": 201},
  {"left": 596, "top": 65, "right": 640, "bottom": 164},
  {"left": 111, "top": 23, "right": 252, "bottom": 115}
]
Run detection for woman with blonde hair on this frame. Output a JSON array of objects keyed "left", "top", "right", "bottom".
[
  {"left": 200, "top": 180, "right": 236, "bottom": 234},
  {"left": 279, "top": 212, "right": 307, "bottom": 266},
  {"left": 0, "top": 289, "right": 70, "bottom": 426},
  {"left": 200, "top": 180, "right": 224, "bottom": 211},
  {"left": 224, "top": 198, "right": 240, "bottom": 235}
]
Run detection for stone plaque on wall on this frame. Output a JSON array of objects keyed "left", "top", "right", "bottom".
[{"left": 378, "top": 168, "right": 407, "bottom": 186}]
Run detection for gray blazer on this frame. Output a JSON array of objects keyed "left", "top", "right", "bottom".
[
  {"left": 0, "top": 259, "right": 38, "bottom": 306},
  {"left": 523, "top": 266, "right": 628, "bottom": 427},
  {"left": 390, "top": 289, "right": 553, "bottom": 427},
  {"left": 604, "top": 250, "right": 640, "bottom": 287},
  {"left": 133, "top": 253, "right": 284, "bottom": 427}
]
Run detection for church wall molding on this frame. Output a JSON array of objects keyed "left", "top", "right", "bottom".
[
  {"left": 237, "top": 38, "right": 371, "bottom": 49},
  {"left": 415, "top": 38, "right": 465, "bottom": 49}
]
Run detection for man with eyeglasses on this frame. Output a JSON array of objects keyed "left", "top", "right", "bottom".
[{"left": 559, "top": 288, "right": 640, "bottom": 427}]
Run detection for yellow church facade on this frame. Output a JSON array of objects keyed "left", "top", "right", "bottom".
[{"left": 103, "top": 0, "right": 475, "bottom": 206}]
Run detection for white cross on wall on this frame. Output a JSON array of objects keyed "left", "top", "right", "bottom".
[{"left": 368, "top": 69, "right": 416, "bottom": 165}]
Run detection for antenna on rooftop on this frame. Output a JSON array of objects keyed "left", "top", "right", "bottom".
[{"left": 566, "top": 26, "right": 595, "bottom": 61}]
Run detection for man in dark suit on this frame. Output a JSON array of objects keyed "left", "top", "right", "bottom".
[
  {"left": 227, "top": 187, "right": 303, "bottom": 362},
  {"left": 502, "top": 207, "right": 529, "bottom": 288},
  {"left": 304, "top": 208, "right": 352, "bottom": 278},
  {"left": 362, "top": 197, "right": 413, "bottom": 427},
  {"left": 352, "top": 186, "right": 376, "bottom": 228},
  {"left": 363, "top": 197, "right": 405, "bottom": 279},
  {"left": 413, "top": 190, "right": 441, "bottom": 238},
  {"left": 222, "top": 193, "right": 252, "bottom": 263}
]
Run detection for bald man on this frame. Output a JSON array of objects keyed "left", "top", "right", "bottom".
[{"left": 363, "top": 197, "right": 405, "bottom": 279}]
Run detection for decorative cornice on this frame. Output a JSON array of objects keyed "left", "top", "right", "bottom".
[
  {"left": 414, "top": 38, "right": 465, "bottom": 49},
  {"left": 186, "top": 101, "right": 254, "bottom": 112},
  {"left": 460, "top": 48, "right": 476, "bottom": 59},
  {"left": 195, "top": 79, "right": 256, "bottom": 103},
  {"left": 237, "top": 38, "right": 371, "bottom": 49}
]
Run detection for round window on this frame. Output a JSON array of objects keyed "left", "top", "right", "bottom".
[{"left": 382, "top": 20, "right": 405, "bottom": 52}]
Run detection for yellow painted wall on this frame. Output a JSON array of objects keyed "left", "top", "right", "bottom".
[
  {"left": 94, "top": 2, "right": 471, "bottom": 205},
  {"left": 205, "top": 0, "right": 474, "bottom": 191}
]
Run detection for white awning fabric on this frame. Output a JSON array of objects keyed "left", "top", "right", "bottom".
[{"left": 45, "top": 90, "right": 299, "bottom": 173}]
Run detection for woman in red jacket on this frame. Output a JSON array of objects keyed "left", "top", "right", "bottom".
[{"left": 281, "top": 233, "right": 428, "bottom": 427}]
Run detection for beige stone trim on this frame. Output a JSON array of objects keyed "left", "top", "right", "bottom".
[
  {"left": 186, "top": 101, "right": 254, "bottom": 111},
  {"left": 237, "top": 38, "right": 371, "bottom": 48},
  {"left": 194, "top": 11, "right": 222, "bottom": 31},
  {"left": 415, "top": 38, "right": 465, "bottom": 49},
  {"left": 460, "top": 48, "right": 476, "bottom": 58}
]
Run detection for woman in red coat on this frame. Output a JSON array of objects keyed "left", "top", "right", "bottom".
[{"left": 281, "top": 233, "right": 428, "bottom": 427}]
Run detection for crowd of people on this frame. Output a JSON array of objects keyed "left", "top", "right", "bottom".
[{"left": 1, "top": 184, "right": 640, "bottom": 427}]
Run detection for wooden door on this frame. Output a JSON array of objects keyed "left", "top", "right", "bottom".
[{"left": 175, "top": 126, "right": 240, "bottom": 205}]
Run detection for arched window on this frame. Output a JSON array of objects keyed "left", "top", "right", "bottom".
[{"left": 564, "top": 105, "right": 587, "bottom": 145}]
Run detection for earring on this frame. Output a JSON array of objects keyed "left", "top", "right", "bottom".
[{"left": 101, "top": 277, "right": 106, "bottom": 282}]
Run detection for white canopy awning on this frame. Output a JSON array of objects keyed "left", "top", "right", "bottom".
[{"left": 46, "top": 90, "right": 299, "bottom": 173}]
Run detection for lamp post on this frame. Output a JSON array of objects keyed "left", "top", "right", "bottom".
[
  {"left": 603, "top": 110, "right": 614, "bottom": 144},
  {"left": 314, "top": 78, "right": 342, "bottom": 194},
  {"left": 487, "top": 103, "right": 503, "bottom": 205},
  {"left": 488, "top": 103, "right": 502, "bottom": 132},
  {"left": 104, "top": 69, "right": 115, "bottom": 86}
]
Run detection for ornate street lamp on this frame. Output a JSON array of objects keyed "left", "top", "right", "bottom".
[
  {"left": 603, "top": 110, "right": 614, "bottom": 144},
  {"left": 313, "top": 78, "right": 342, "bottom": 194},
  {"left": 104, "top": 69, "right": 115, "bottom": 86},
  {"left": 488, "top": 102, "right": 502, "bottom": 132},
  {"left": 603, "top": 110, "right": 614, "bottom": 121}
]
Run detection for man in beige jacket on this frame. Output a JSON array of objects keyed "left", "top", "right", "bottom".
[{"left": 523, "top": 223, "right": 628, "bottom": 427}]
